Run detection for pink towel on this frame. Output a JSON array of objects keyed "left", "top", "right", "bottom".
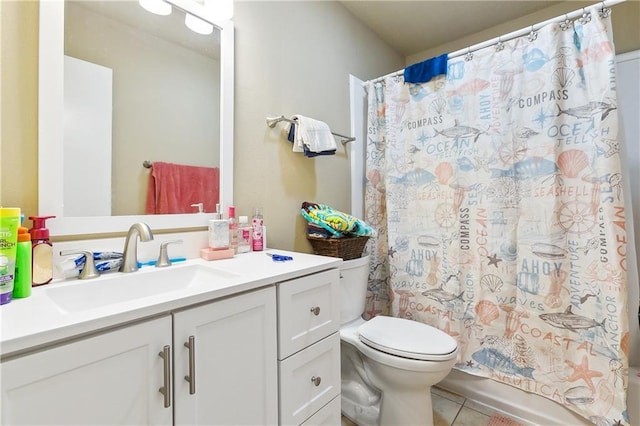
[{"left": 145, "top": 162, "right": 219, "bottom": 214}]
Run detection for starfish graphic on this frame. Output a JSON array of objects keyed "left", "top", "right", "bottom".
[
  {"left": 487, "top": 253, "right": 502, "bottom": 268},
  {"left": 466, "top": 360, "right": 474, "bottom": 367},
  {"left": 564, "top": 355, "right": 603, "bottom": 393}
]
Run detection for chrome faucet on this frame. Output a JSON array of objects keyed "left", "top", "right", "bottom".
[{"left": 120, "top": 222, "right": 154, "bottom": 273}]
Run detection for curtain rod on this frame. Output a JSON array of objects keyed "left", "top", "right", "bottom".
[{"left": 368, "top": 0, "right": 626, "bottom": 84}]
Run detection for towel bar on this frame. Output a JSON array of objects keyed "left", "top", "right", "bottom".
[
  {"left": 143, "top": 160, "right": 152, "bottom": 168},
  {"left": 266, "top": 115, "right": 356, "bottom": 145}
]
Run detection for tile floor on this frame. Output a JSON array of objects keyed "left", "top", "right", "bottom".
[{"left": 341, "top": 386, "right": 525, "bottom": 426}]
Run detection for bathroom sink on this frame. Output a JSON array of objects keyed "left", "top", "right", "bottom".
[{"left": 46, "top": 264, "right": 239, "bottom": 313}]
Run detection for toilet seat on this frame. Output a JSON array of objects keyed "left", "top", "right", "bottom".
[{"left": 358, "top": 316, "right": 457, "bottom": 361}]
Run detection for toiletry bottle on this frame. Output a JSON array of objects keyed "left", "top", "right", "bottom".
[
  {"left": 208, "top": 204, "right": 229, "bottom": 250},
  {"left": 228, "top": 206, "right": 238, "bottom": 253},
  {"left": 13, "top": 227, "right": 32, "bottom": 299},
  {"left": 251, "top": 208, "right": 264, "bottom": 251},
  {"left": 237, "top": 216, "right": 251, "bottom": 254},
  {"left": 29, "top": 215, "right": 56, "bottom": 286},
  {"left": 0, "top": 208, "right": 21, "bottom": 305}
]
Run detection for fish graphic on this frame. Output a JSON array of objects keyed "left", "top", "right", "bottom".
[
  {"left": 556, "top": 102, "right": 617, "bottom": 120},
  {"left": 422, "top": 286, "right": 464, "bottom": 303},
  {"left": 490, "top": 157, "right": 558, "bottom": 180},
  {"left": 539, "top": 305, "right": 606, "bottom": 333},
  {"left": 434, "top": 120, "right": 485, "bottom": 142},
  {"left": 516, "top": 127, "right": 539, "bottom": 139},
  {"left": 389, "top": 168, "right": 436, "bottom": 185},
  {"left": 471, "top": 348, "right": 535, "bottom": 378}
]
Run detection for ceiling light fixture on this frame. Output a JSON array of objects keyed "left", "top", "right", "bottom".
[
  {"left": 185, "top": 13, "right": 214, "bottom": 35},
  {"left": 139, "top": 0, "right": 172, "bottom": 16}
]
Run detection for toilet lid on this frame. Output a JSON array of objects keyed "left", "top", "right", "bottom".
[{"left": 358, "top": 316, "right": 458, "bottom": 361}]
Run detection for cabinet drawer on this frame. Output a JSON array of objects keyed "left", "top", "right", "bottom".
[
  {"left": 300, "top": 395, "right": 341, "bottom": 426},
  {"left": 278, "top": 268, "right": 340, "bottom": 359},
  {"left": 279, "top": 333, "right": 340, "bottom": 426}
]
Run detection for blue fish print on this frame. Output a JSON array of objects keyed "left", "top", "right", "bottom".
[
  {"left": 389, "top": 168, "right": 436, "bottom": 185},
  {"left": 491, "top": 157, "right": 558, "bottom": 180},
  {"left": 457, "top": 157, "right": 475, "bottom": 172},
  {"left": 471, "top": 348, "right": 535, "bottom": 378}
]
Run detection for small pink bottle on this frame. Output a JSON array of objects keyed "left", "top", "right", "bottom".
[{"left": 251, "top": 208, "right": 264, "bottom": 251}]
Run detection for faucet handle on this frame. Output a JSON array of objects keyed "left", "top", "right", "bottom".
[
  {"left": 156, "top": 240, "right": 183, "bottom": 268},
  {"left": 60, "top": 250, "right": 100, "bottom": 280}
]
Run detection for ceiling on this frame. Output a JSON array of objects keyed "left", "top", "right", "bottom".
[{"left": 340, "top": 1, "right": 562, "bottom": 57}]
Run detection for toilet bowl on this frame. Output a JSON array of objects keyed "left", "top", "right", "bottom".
[{"left": 340, "top": 255, "right": 458, "bottom": 426}]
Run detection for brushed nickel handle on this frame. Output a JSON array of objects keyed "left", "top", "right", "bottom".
[
  {"left": 311, "top": 376, "right": 322, "bottom": 387},
  {"left": 158, "top": 345, "right": 171, "bottom": 408},
  {"left": 184, "top": 336, "right": 196, "bottom": 395},
  {"left": 310, "top": 306, "right": 320, "bottom": 316}
]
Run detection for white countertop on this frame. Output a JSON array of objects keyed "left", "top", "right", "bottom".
[{"left": 0, "top": 250, "right": 342, "bottom": 358}]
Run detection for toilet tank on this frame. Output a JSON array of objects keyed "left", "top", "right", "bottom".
[{"left": 340, "top": 255, "right": 371, "bottom": 325}]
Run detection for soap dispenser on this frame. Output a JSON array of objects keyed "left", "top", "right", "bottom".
[{"left": 28, "top": 215, "right": 56, "bottom": 286}]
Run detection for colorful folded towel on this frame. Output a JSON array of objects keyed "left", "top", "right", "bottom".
[{"left": 301, "top": 202, "right": 377, "bottom": 238}]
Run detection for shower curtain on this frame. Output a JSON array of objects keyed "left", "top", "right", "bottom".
[{"left": 364, "top": 9, "right": 631, "bottom": 425}]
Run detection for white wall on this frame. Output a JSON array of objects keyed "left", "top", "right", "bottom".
[{"left": 233, "top": 1, "right": 404, "bottom": 252}]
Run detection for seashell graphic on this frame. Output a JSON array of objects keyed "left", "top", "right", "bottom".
[
  {"left": 474, "top": 300, "right": 500, "bottom": 325},
  {"left": 500, "top": 241, "right": 518, "bottom": 261},
  {"left": 564, "top": 386, "right": 594, "bottom": 405},
  {"left": 552, "top": 67, "right": 575, "bottom": 88},
  {"left": 430, "top": 97, "right": 447, "bottom": 115},
  {"left": 558, "top": 149, "right": 589, "bottom": 178},
  {"left": 435, "top": 162, "right": 454, "bottom": 184},
  {"left": 480, "top": 274, "right": 504, "bottom": 293},
  {"left": 531, "top": 242, "right": 567, "bottom": 259}
]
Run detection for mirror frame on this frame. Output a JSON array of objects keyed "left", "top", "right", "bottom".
[{"left": 38, "top": 0, "right": 234, "bottom": 236}]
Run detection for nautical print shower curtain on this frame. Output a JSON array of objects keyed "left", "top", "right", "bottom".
[{"left": 364, "top": 9, "right": 631, "bottom": 425}]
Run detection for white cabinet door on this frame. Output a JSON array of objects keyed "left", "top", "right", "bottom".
[
  {"left": 173, "top": 286, "right": 278, "bottom": 426},
  {"left": 1, "top": 316, "right": 172, "bottom": 425}
]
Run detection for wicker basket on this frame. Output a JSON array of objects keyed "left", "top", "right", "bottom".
[{"left": 306, "top": 235, "right": 369, "bottom": 260}]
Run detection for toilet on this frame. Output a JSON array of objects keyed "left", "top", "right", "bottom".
[{"left": 340, "top": 255, "right": 458, "bottom": 426}]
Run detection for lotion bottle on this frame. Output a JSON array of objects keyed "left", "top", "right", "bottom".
[
  {"left": 251, "top": 208, "right": 264, "bottom": 251},
  {"left": 237, "top": 216, "right": 251, "bottom": 254},
  {"left": 29, "top": 215, "right": 56, "bottom": 286},
  {"left": 228, "top": 206, "right": 238, "bottom": 253}
]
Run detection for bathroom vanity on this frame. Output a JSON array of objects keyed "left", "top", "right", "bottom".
[{"left": 0, "top": 251, "right": 342, "bottom": 426}]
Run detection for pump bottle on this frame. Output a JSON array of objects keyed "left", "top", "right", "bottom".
[
  {"left": 13, "top": 227, "right": 32, "bottom": 298},
  {"left": 29, "top": 215, "right": 56, "bottom": 286}
]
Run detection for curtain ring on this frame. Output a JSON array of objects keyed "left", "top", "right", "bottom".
[
  {"left": 579, "top": 7, "right": 592, "bottom": 24},
  {"left": 464, "top": 47, "right": 473, "bottom": 62},
  {"left": 528, "top": 25, "right": 538, "bottom": 42},
  {"left": 495, "top": 36, "right": 505, "bottom": 51},
  {"left": 599, "top": 1, "right": 611, "bottom": 18},
  {"left": 560, "top": 14, "right": 572, "bottom": 31}
]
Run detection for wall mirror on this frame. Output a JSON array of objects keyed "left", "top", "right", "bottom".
[{"left": 38, "top": 0, "right": 234, "bottom": 236}]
